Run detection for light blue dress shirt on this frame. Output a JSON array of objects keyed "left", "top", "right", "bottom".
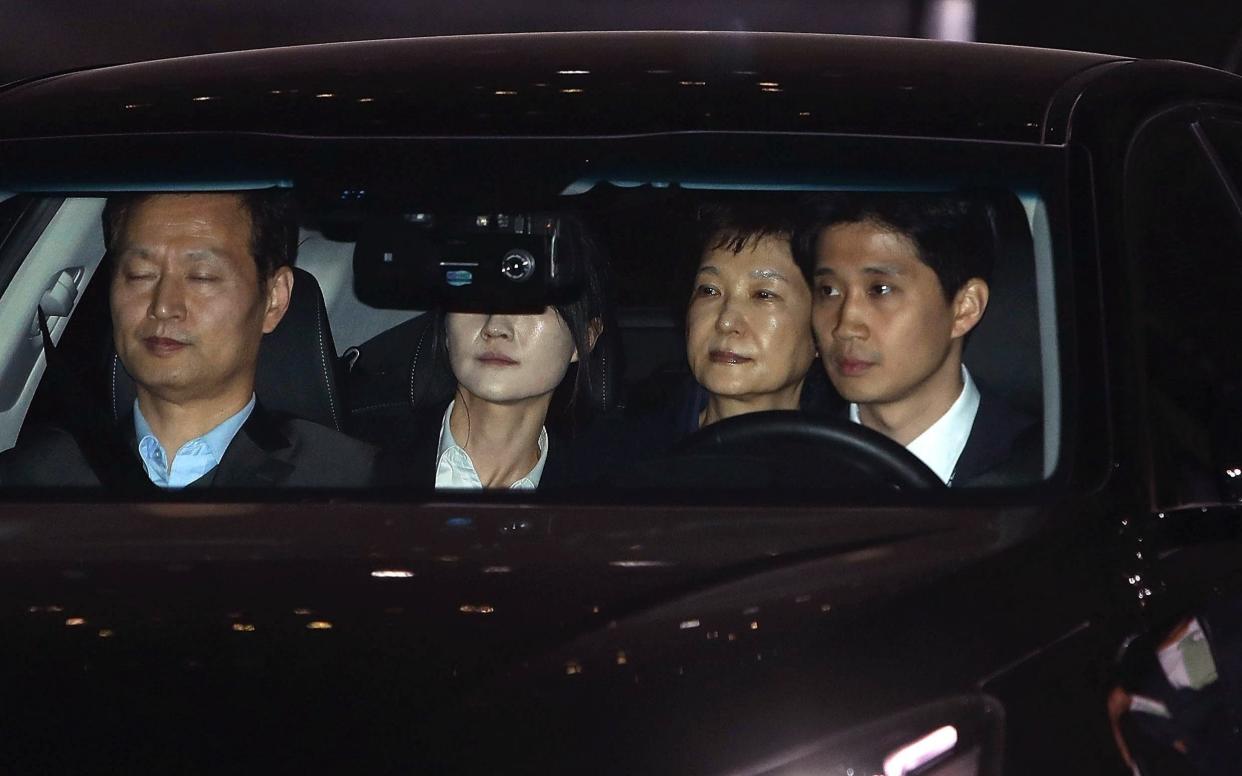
[{"left": 134, "top": 395, "right": 256, "bottom": 489}]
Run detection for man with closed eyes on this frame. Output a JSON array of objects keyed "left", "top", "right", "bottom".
[{"left": 2, "top": 190, "right": 375, "bottom": 490}]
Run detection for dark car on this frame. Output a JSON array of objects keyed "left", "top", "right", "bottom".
[{"left": 1, "top": 31, "right": 1241, "bottom": 775}]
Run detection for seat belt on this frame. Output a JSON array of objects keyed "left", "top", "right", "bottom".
[{"left": 35, "top": 306, "right": 150, "bottom": 491}]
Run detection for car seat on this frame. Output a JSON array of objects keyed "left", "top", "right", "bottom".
[{"left": 962, "top": 192, "right": 1043, "bottom": 417}]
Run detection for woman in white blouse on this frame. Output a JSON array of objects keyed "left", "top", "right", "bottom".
[{"left": 431, "top": 218, "right": 609, "bottom": 489}]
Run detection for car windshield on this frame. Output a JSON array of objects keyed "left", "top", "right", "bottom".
[{"left": 0, "top": 131, "right": 1067, "bottom": 503}]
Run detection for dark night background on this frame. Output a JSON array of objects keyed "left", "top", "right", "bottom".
[{"left": 2, "top": 0, "right": 1242, "bottom": 85}]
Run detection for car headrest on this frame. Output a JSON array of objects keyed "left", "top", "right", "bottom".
[
  {"left": 110, "top": 266, "right": 346, "bottom": 431},
  {"left": 963, "top": 194, "right": 1042, "bottom": 416}
]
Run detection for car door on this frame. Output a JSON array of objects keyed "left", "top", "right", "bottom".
[
  {"left": 0, "top": 196, "right": 109, "bottom": 450},
  {"left": 1119, "top": 101, "right": 1242, "bottom": 773}
]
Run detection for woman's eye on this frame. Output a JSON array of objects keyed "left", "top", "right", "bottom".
[
  {"left": 189, "top": 275, "right": 218, "bottom": 283},
  {"left": 871, "top": 284, "right": 894, "bottom": 296},
  {"left": 694, "top": 284, "right": 719, "bottom": 297},
  {"left": 818, "top": 285, "right": 840, "bottom": 298},
  {"left": 754, "top": 289, "right": 779, "bottom": 301}
]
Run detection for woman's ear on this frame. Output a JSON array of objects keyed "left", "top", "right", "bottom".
[
  {"left": 569, "top": 318, "right": 604, "bottom": 364},
  {"left": 587, "top": 318, "right": 604, "bottom": 352}
]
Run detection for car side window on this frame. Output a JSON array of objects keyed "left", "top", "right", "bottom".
[{"left": 1126, "top": 107, "right": 1242, "bottom": 506}]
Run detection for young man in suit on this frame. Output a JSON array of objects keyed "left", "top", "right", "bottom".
[
  {"left": 3, "top": 190, "right": 374, "bottom": 490},
  {"left": 794, "top": 193, "right": 1037, "bottom": 486}
]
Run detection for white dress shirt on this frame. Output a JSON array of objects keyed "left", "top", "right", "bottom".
[
  {"left": 434, "top": 400, "right": 549, "bottom": 489},
  {"left": 849, "top": 366, "right": 981, "bottom": 486}
]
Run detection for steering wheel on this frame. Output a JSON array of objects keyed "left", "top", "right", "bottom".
[{"left": 669, "top": 410, "right": 943, "bottom": 491}]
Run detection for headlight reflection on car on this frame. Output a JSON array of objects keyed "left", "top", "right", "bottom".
[{"left": 721, "top": 695, "right": 1001, "bottom": 776}]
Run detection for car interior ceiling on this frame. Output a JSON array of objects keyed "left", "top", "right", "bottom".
[{"left": 9, "top": 184, "right": 1052, "bottom": 489}]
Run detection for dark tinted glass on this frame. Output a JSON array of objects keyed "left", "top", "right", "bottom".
[{"left": 1128, "top": 112, "right": 1242, "bottom": 504}]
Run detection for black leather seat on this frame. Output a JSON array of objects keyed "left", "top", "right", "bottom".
[
  {"left": 958, "top": 191, "right": 1047, "bottom": 485},
  {"left": 963, "top": 192, "right": 1043, "bottom": 417},
  {"left": 109, "top": 267, "right": 347, "bottom": 431}
]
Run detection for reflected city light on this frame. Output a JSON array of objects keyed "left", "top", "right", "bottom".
[
  {"left": 557, "top": 70, "right": 590, "bottom": 75},
  {"left": 559, "top": 88, "right": 584, "bottom": 94},
  {"left": 615, "top": 650, "right": 628, "bottom": 665},
  {"left": 799, "top": 111, "right": 812, "bottom": 117},
  {"left": 191, "top": 96, "right": 217, "bottom": 102},
  {"left": 293, "top": 608, "right": 313, "bottom": 616},
  {"left": 494, "top": 90, "right": 518, "bottom": 96},
  {"left": 315, "top": 92, "right": 336, "bottom": 98},
  {"left": 609, "top": 560, "right": 672, "bottom": 568},
  {"left": 306, "top": 621, "right": 334, "bottom": 630},
  {"left": 679, "top": 619, "right": 701, "bottom": 630},
  {"left": 750, "top": 621, "right": 760, "bottom": 630},
  {"left": 679, "top": 81, "right": 707, "bottom": 87},
  {"left": 645, "top": 69, "right": 674, "bottom": 75},
  {"left": 97, "top": 629, "right": 114, "bottom": 639},
  {"left": 757, "top": 81, "right": 780, "bottom": 87},
  {"left": 232, "top": 623, "right": 256, "bottom": 633},
  {"left": 482, "top": 566, "right": 512, "bottom": 574},
  {"left": 565, "top": 660, "right": 583, "bottom": 675},
  {"left": 65, "top": 617, "right": 86, "bottom": 627},
  {"left": 761, "top": 87, "right": 782, "bottom": 93},
  {"left": 459, "top": 604, "right": 495, "bottom": 615},
  {"left": 883, "top": 725, "right": 958, "bottom": 776},
  {"left": 795, "top": 595, "right": 812, "bottom": 603},
  {"left": 371, "top": 569, "right": 415, "bottom": 579},
  {"left": 357, "top": 97, "right": 375, "bottom": 103},
  {"left": 820, "top": 603, "right": 832, "bottom": 613}
]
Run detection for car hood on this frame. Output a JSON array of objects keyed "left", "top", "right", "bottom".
[{"left": 0, "top": 499, "right": 1053, "bottom": 772}]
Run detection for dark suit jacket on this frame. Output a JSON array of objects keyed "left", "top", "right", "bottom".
[
  {"left": 0, "top": 404, "right": 377, "bottom": 489},
  {"left": 952, "top": 388, "right": 1041, "bottom": 486},
  {"left": 611, "top": 380, "right": 1038, "bottom": 487},
  {"left": 374, "top": 403, "right": 579, "bottom": 489}
]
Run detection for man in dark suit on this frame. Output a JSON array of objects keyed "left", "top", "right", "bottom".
[
  {"left": 793, "top": 193, "right": 1037, "bottom": 486},
  {"left": 1, "top": 190, "right": 374, "bottom": 490}
]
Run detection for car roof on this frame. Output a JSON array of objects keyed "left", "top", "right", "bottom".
[{"left": 0, "top": 31, "right": 1125, "bottom": 144}]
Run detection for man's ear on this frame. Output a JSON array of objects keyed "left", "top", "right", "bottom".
[
  {"left": 261, "top": 266, "right": 294, "bottom": 334},
  {"left": 569, "top": 318, "right": 604, "bottom": 364},
  {"left": 950, "top": 277, "right": 989, "bottom": 340}
]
